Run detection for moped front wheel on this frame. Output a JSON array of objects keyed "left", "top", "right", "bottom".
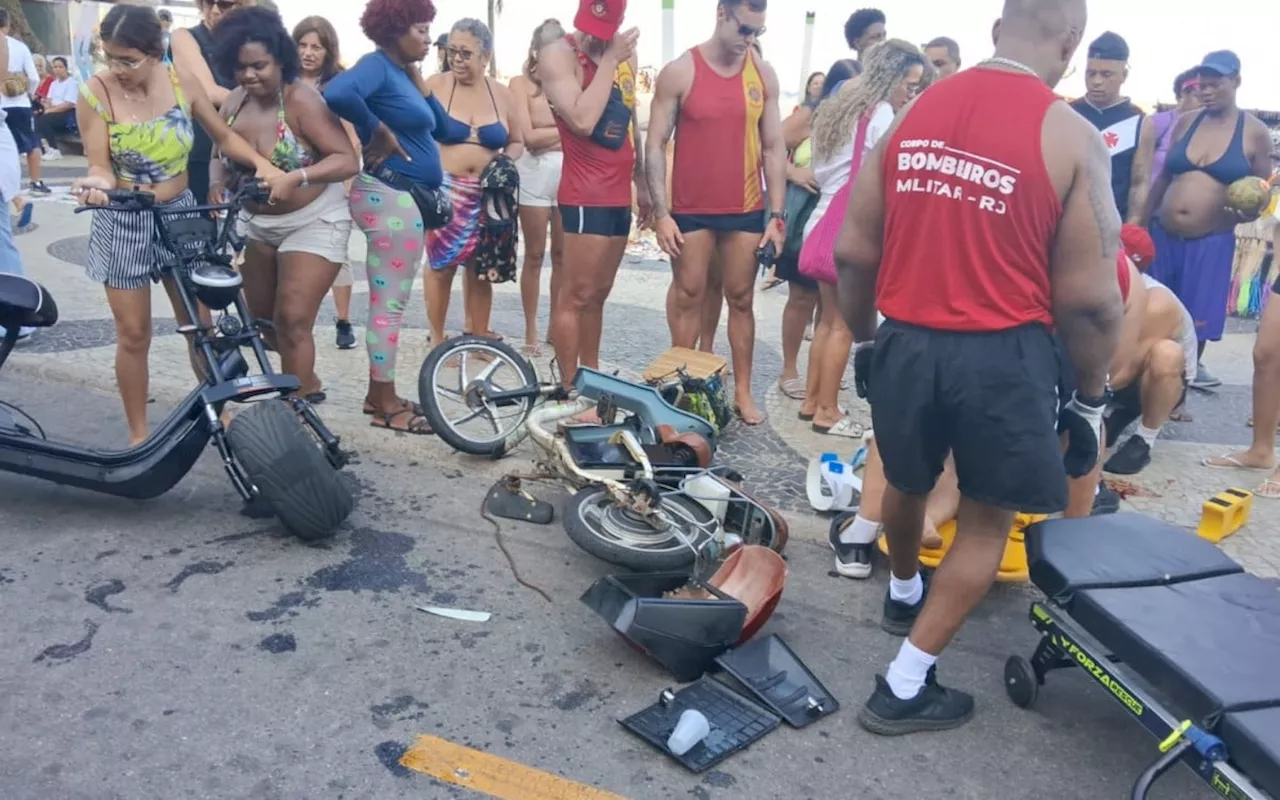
[{"left": 418, "top": 335, "right": 541, "bottom": 459}]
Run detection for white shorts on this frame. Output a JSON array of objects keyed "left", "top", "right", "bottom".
[
  {"left": 239, "top": 182, "right": 352, "bottom": 264},
  {"left": 516, "top": 150, "right": 563, "bottom": 208}
]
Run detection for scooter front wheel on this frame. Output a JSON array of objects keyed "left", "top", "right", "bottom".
[
  {"left": 226, "top": 400, "right": 354, "bottom": 541},
  {"left": 563, "top": 485, "right": 714, "bottom": 571},
  {"left": 419, "top": 335, "right": 540, "bottom": 459}
]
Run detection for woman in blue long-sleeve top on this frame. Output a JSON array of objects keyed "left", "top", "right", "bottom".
[{"left": 323, "top": 0, "right": 441, "bottom": 435}]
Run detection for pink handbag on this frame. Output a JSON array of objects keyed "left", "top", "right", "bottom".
[{"left": 798, "top": 113, "right": 872, "bottom": 285}]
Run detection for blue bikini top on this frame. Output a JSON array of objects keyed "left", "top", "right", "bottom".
[
  {"left": 1165, "top": 110, "right": 1252, "bottom": 186},
  {"left": 426, "top": 77, "right": 508, "bottom": 150}
]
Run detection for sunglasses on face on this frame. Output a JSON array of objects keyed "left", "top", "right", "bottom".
[
  {"left": 209, "top": 0, "right": 238, "bottom": 11},
  {"left": 446, "top": 47, "right": 474, "bottom": 62},
  {"left": 726, "top": 9, "right": 765, "bottom": 38}
]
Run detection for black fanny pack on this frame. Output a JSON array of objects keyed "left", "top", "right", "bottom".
[
  {"left": 590, "top": 84, "right": 633, "bottom": 151},
  {"left": 366, "top": 164, "right": 453, "bottom": 230}
]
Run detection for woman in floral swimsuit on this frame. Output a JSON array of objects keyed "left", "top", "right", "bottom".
[{"left": 209, "top": 6, "right": 358, "bottom": 404}]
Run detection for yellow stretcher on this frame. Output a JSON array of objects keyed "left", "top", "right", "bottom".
[{"left": 876, "top": 513, "right": 1049, "bottom": 583}]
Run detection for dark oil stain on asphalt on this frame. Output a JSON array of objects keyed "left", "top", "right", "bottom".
[
  {"left": 165, "top": 561, "right": 233, "bottom": 592},
  {"left": 373, "top": 740, "right": 412, "bottom": 778},
  {"left": 34, "top": 620, "right": 99, "bottom": 663},
  {"left": 703, "top": 771, "right": 737, "bottom": 789},
  {"left": 307, "top": 528, "right": 429, "bottom": 594},
  {"left": 94, "top": 550, "right": 118, "bottom": 561},
  {"left": 552, "top": 681, "right": 600, "bottom": 712},
  {"left": 371, "top": 695, "right": 431, "bottom": 729},
  {"left": 245, "top": 591, "right": 320, "bottom": 622},
  {"left": 258, "top": 633, "right": 296, "bottom": 653},
  {"left": 85, "top": 579, "right": 130, "bottom": 613}
]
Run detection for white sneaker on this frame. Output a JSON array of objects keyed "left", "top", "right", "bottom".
[{"left": 43, "top": 148, "right": 62, "bottom": 161}]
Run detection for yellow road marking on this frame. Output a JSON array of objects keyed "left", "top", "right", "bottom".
[{"left": 399, "top": 735, "right": 628, "bottom": 799}]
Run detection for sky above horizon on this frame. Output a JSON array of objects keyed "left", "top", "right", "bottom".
[{"left": 276, "top": 0, "right": 1275, "bottom": 109}]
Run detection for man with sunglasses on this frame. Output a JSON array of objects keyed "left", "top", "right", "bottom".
[{"left": 645, "top": 0, "right": 785, "bottom": 425}]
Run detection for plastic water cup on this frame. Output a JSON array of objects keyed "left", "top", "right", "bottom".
[{"left": 666, "top": 709, "right": 711, "bottom": 756}]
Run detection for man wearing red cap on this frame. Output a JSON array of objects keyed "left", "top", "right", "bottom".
[
  {"left": 1101, "top": 224, "right": 1199, "bottom": 474},
  {"left": 538, "top": 0, "right": 651, "bottom": 388},
  {"left": 644, "top": 0, "right": 787, "bottom": 425}
]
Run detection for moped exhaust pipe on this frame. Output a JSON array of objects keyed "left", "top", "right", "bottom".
[{"left": 488, "top": 397, "right": 595, "bottom": 458}]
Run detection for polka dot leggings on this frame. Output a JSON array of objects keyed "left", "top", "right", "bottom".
[{"left": 348, "top": 174, "right": 426, "bottom": 383}]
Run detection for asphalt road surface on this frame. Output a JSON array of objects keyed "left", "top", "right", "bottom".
[{"left": 0, "top": 378, "right": 1213, "bottom": 799}]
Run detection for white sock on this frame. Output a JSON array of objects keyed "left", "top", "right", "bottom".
[
  {"left": 1136, "top": 424, "right": 1160, "bottom": 447},
  {"left": 889, "top": 572, "right": 922, "bottom": 605},
  {"left": 839, "top": 514, "right": 880, "bottom": 546},
  {"left": 1095, "top": 483, "right": 1100, "bottom": 497},
  {"left": 885, "top": 639, "right": 938, "bottom": 700}
]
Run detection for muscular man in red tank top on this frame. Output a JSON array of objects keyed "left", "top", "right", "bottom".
[
  {"left": 537, "top": 0, "right": 652, "bottom": 387},
  {"left": 643, "top": 0, "right": 787, "bottom": 424},
  {"left": 834, "top": 0, "right": 1124, "bottom": 735}
]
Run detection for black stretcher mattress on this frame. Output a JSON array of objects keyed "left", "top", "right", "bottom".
[
  {"left": 1026, "top": 514, "right": 1243, "bottom": 602},
  {"left": 1220, "top": 707, "right": 1280, "bottom": 798}
]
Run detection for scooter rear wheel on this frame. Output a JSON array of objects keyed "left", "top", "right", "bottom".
[
  {"left": 418, "top": 335, "right": 540, "bottom": 459},
  {"left": 227, "top": 400, "right": 354, "bottom": 541},
  {"left": 563, "top": 484, "right": 713, "bottom": 571}
]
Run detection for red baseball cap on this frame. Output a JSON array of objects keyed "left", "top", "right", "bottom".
[
  {"left": 575, "top": 0, "right": 627, "bottom": 41},
  {"left": 1120, "top": 224, "right": 1156, "bottom": 271}
]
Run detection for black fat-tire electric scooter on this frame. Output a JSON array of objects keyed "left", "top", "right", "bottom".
[{"left": 0, "top": 184, "right": 354, "bottom": 540}]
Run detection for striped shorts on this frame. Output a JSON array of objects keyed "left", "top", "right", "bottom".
[{"left": 87, "top": 190, "right": 198, "bottom": 290}]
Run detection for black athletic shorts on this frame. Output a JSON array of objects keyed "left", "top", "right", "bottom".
[
  {"left": 774, "top": 253, "right": 817, "bottom": 290},
  {"left": 559, "top": 205, "right": 631, "bottom": 237},
  {"left": 671, "top": 210, "right": 766, "bottom": 235},
  {"left": 870, "top": 319, "right": 1068, "bottom": 513},
  {"left": 3, "top": 107, "right": 38, "bottom": 154}
]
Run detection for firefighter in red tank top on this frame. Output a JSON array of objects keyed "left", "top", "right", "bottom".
[
  {"left": 834, "top": 0, "right": 1124, "bottom": 735},
  {"left": 536, "top": 0, "right": 652, "bottom": 388},
  {"left": 644, "top": 0, "right": 787, "bottom": 425}
]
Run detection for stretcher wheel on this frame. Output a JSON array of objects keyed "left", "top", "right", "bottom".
[{"left": 1004, "top": 655, "right": 1038, "bottom": 709}]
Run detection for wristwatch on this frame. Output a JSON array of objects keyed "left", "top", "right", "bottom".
[{"left": 768, "top": 210, "right": 786, "bottom": 231}]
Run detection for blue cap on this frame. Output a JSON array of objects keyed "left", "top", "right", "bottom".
[{"left": 1197, "top": 50, "right": 1241, "bottom": 77}]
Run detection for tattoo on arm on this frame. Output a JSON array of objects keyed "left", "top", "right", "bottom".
[
  {"left": 1085, "top": 132, "right": 1122, "bottom": 260},
  {"left": 643, "top": 100, "right": 676, "bottom": 218}
]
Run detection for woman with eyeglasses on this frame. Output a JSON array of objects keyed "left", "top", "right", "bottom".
[
  {"left": 169, "top": 0, "right": 250, "bottom": 205},
  {"left": 422, "top": 18, "right": 524, "bottom": 349},
  {"left": 72, "top": 4, "right": 281, "bottom": 446},
  {"left": 294, "top": 14, "right": 363, "bottom": 351},
  {"left": 323, "top": 0, "right": 443, "bottom": 436},
  {"left": 798, "top": 40, "right": 929, "bottom": 440},
  {"left": 208, "top": 7, "right": 359, "bottom": 405}
]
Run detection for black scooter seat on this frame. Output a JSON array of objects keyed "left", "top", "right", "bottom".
[
  {"left": 0, "top": 274, "right": 57, "bottom": 328},
  {"left": 1219, "top": 706, "right": 1280, "bottom": 797}
]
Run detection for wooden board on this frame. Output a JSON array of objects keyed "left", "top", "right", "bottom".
[{"left": 643, "top": 347, "right": 728, "bottom": 383}]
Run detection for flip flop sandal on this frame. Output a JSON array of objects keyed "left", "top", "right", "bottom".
[
  {"left": 1254, "top": 477, "right": 1280, "bottom": 499},
  {"left": 778, "top": 377, "right": 806, "bottom": 400},
  {"left": 463, "top": 330, "right": 505, "bottom": 341},
  {"left": 759, "top": 278, "right": 784, "bottom": 292},
  {"left": 303, "top": 390, "right": 326, "bottom": 405},
  {"left": 798, "top": 411, "right": 815, "bottom": 421},
  {"left": 1201, "top": 454, "right": 1273, "bottom": 470},
  {"left": 363, "top": 398, "right": 425, "bottom": 417},
  {"left": 370, "top": 408, "right": 433, "bottom": 435},
  {"left": 813, "top": 417, "right": 863, "bottom": 438},
  {"left": 521, "top": 343, "right": 544, "bottom": 358}
]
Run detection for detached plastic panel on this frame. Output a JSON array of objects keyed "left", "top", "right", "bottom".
[
  {"left": 580, "top": 572, "right": 746, "bottom": 682},
  {"left": 618, "top": 677, "right": 781, "bottom": 772},
  {"left": 715, "top": 635, "right": 838, "bottom": 728}
]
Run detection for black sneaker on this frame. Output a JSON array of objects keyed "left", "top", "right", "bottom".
[
  {"left": 882, "top": 571, "right": 929, "bottom": 636},
  {"left": 828, "top": 512, "right": 873, "bottom": 579},
  {"left": 335, "top": 319, "right": 356, "bottom": 350},
  {"left": 28, "top": 180, "right": 50, "bottom": 195},
  {"left": 857, "top": 671, "right": 975, "bottom": 736},
  {"left": 1103, "top": 435, "right": 1151, "bottom": 475},
  {"left": 1103, "top": 405, "right": 1140, "bottom": 448},
  {"left": 1091, "top": 484, "right": 1122, "bottom": 516}
]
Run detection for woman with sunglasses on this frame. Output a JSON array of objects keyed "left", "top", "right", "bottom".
[
  {"left": 422, "top": 18, "right": 524, "bottom": 349},
  {"left": 294, "top": 15, "right": 363, "bottom": 351},
  {"left": 169, "top": 0, "right": 250, "bottom": 205},
  {"left": 209, "top": 7, "right": 359, "bottom": 405},
  {"left": 323, "top": 0, "right": 442, "bottom": 435},
  {"left": 73, "top": 4, "right": 281, "bottom": 446}
]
